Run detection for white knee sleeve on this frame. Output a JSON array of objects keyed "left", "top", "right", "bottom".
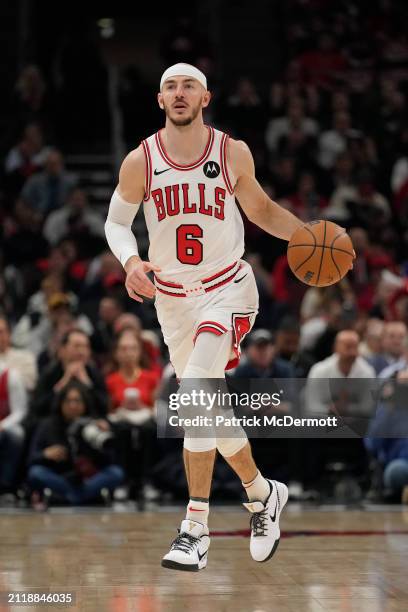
[
  {"left": 181, "top": 332, "right": 232, "bottom": 379},
  {"left": 216, "top": 436, "right": 248, "bottom": 458},
  {"left": 183, "top": 437, "right": 217, "bottom": 452},
  {"left": 179, "top": 332, "right": 244, "bottom": 454}
]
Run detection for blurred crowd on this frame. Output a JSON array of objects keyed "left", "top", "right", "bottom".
[{"left": 1, "top": 0, "right": 408, "bottom": 508}]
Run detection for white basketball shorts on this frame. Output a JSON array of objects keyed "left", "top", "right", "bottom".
[{"left": 154, "top": 259, "right": 259, "bottom": 378}]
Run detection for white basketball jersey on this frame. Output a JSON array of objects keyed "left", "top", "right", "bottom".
[{"left": 141, "top": 126, "right": 245, "bottom": 282}]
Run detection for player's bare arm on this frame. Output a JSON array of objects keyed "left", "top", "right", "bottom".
[
  {"left": 107, "top": 147, "right": 161, "bottom": 303},
  {"left": 230, "top": 139, "right": 303, "bottom": 240}
]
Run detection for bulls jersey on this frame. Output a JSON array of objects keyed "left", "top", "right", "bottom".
[{"left": 141, "top": 126, "right": 244, "bottom": 282}]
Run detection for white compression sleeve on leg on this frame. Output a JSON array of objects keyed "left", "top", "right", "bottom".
[
  {"left": 181, "top": 332, "right": 247, "bottom": 454},
  {"left": 104, "top": 189, "right": 141, "bottom": 267}
]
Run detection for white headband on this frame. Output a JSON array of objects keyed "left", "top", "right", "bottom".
[{"left": 160, "top": 63, "right": 207, "bottom": 91}]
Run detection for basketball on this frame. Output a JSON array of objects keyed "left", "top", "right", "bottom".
[{"left": 287, "top": 220, "right": 354, "bottom": 287}]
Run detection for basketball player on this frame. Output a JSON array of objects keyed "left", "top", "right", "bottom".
[{"left": 105, "top": 63, "right": 303, "bottom": 571}]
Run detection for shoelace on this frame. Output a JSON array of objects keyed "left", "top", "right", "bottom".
[
  {"left": 250, "top": 508, "right": 268, "bottom": 537},
  {"left": 171, "top": 532, "right": 199, "bottom": 554}
]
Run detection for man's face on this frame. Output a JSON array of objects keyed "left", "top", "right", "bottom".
[
  {"left": 63, "top": 332, "right": 91, "bottom": 365},
  {"left": 0, "top": 320, "right": 10, "bottom": 353},
  {"left": 158, "top": 77, "right": 210, "bottom": 127},
  {"left": 248, "top": 342, "right": 275, "bottom": 369},
  {"left": 276, "top": 331, "right": 299, "bottom": 358},
  {"left": 382, "top": 323, "right": 407, "bottom": 356},
  {"left": 336, "top": 334, "right": 359, "bottom": 365}
]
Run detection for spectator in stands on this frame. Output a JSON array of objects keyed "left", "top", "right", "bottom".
[
  {"left": 233, "top": 329, "right": 295, "bottom": 378},
  {"left": 359, "top": 319, "right": 385, "bottom": 360},
  {"left": 14, "top": 275, "right": 74, "bottom": 327},
  {"left": 4, "top": 123, "right": 50, "bottom": 196},
  {"left": 92, "top": 297, "right": 124, "bottom": 367},
  {"left": 310, "top": 297, "right": 357, "bottom": 362},
  {"left": 82, "top": 251, "right": 125, "bottom": 305},
  {"left": 365, "top": 367, "right": 408, "bottom": 503},
  {"left": 12, "top": 292, "right": 91, "bottom": 357},
  {"left": 0, "top": 316, "right": 37, "bottom": 391},
  {"left": 0, "top": 366, "right": 27, "bottom": 496},
  {"left": 305, "top": 330, "right": 375, "bottom": 416},
  {"left": 294, "top": 33, "right": 347, "bottom": 89},
  {"left": 112, "top": 314, "right": 162, "bottom": 377},
  {"left": 275, "top": 316, "right": 314, "bottom": 378},
  {"left": 106, "top": 329, "right": 159, "bottom": 498},
  {"left": 27, "top": 381, "right": 124, "bottom": 507},
  {"left": 2, "top": 198, "right": 48, "bottom": 268},
  {"left": 287, "top": 172, "right": 328, "bottom": 221},
  {"left": 265, "top": 97, "right": 319, "bottom": 157},
  {"left": 321, "top": 152, "right": 356, "bottom": 198},
  {"left": 43, "top": 187, "right": 105, "bottom": 248},
  {"left": 21, "top": 149, "right": 77, "bottom": 216},
  {"left": 318, "top": 111, "right": 353, "bottom": 169},
  {"left": 348, "top": 227, "right": 371, "bottom": 294},
  {"left": 30, "top": 329, "right": 108, "bottom": 424},
  {"left": 325, "top": 171, "right": 391, "bottom": 226},
  {"left": 368, "top": 322, "right": 408, "bottom": 376},
  {"left": 105, "top": 328, "right": 159, "bottom": 410},
  {"left": 391, "top": 127, "right": 408, "bottom": 214}
]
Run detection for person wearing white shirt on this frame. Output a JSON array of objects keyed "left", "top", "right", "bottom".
[
  {"left": 0, "top": 366, "right": 28, "bottom": 492},
  {"left": 0, "top": 316, "right": 37, "bottom": 391},
  {"left": 305, "top": 330, "right": 375, "bottom": 417}
]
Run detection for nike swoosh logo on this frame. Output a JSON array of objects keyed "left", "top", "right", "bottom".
[
  {"left": 154, "top": 168, "right": 171, "bottom": 175},
  {"left": 270, "top": 501, "right": 278, "bottom": 522},
  {"left": 197, "top": 550, "right": 207, "bottom": 561},
  {"left": 234, "top": 274, "right": 248, "bottom": 284}
]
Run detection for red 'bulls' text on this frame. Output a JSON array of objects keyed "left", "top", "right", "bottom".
[{"left": 151, "top": 183, "right": 226, "bottom": 222}]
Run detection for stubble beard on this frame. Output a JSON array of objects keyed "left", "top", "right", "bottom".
[{"left": 164, "top": 100, "right": 202, "bottom": 127}]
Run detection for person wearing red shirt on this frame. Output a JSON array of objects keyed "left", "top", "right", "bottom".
[
  {"left": 105, "top": 328, "right": 161, "bottom": 500},
  {"left": 105, "top": 328, "right": 160, "bottom": 411}
]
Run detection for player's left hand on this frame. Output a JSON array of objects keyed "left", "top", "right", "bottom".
[{"left": 125, "top": 259, "right": 161, "bottom": 302}]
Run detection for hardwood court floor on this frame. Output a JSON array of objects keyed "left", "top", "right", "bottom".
[{"left": 1, "top": 505, "right": 408, "bottom": 611}]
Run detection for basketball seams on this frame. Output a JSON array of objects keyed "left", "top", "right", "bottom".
[
  {"left": 329, "top": 246, "right": 342, "bottom": 283},
  {"left": 330, "top": 232, "right": 349, "bottom": 283},
  {"left": 288, "top": 221, "right": 353, "bottom": 286},
  {"left": 315, "top": 221, "right": 327, "bottom": 286},
  {"left": 287, "top": 244, "right": 353, "bottom": 256},
  {"left": 293, "top": 225, "right": 317, "bottom": 273}
]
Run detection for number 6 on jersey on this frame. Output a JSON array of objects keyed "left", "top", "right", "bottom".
[{"left": 177, "top": 224, "right": 203, "bottom": 265}]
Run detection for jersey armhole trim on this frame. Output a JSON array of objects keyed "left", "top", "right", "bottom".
[
  {"left": 220, "top": 133, "right": 235, "bottom": 195},
  {"left": 141, "top": 139, "right": 152, "bottom": 201}
]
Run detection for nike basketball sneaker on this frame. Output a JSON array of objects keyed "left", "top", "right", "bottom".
[
  {"left": 243, "top": 479, "right": 288, "bottom": 562},
  {"left": 161, "top": 519, "right": 210, "bottom": 571}
]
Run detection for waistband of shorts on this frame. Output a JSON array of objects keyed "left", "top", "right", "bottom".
[{"left": 154, "top": 261, "right": 241, "bottom": 297}]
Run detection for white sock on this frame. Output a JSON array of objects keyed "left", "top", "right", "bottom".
[
  {"left": 185, "top": 498, "right": 209, "bottom": 526},
  {"left": 242, "top": 471, "right": 270, "bottom": 503}
]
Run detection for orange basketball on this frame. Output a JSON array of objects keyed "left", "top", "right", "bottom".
[{"left": 287, "top": 220, "right": 354, "bottom": 287}]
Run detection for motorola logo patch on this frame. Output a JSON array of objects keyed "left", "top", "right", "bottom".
[{"left": 203, "top": 161, "right": 220, "bottom": 178}]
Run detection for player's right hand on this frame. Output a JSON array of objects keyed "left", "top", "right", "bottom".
[{"left": 125, "top": 260, "right": 161, "bottom": 302}]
